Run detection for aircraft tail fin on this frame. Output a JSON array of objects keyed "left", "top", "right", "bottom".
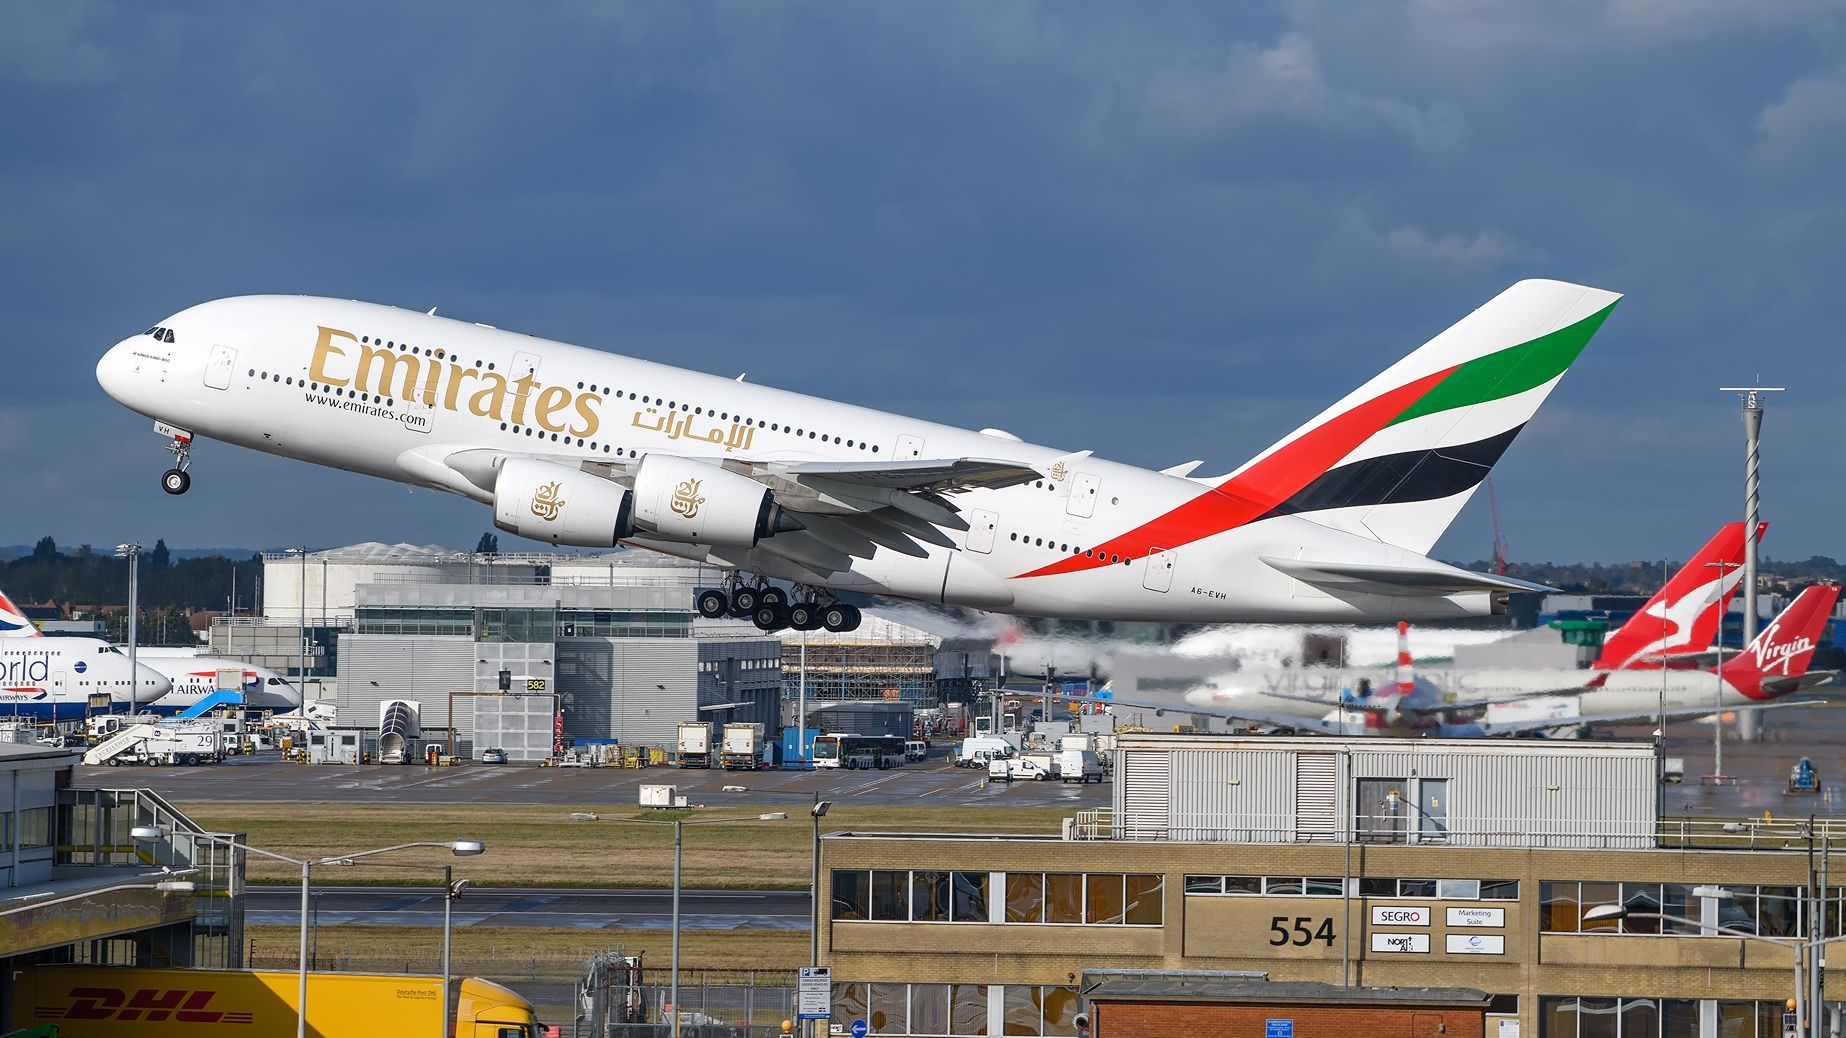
[
  {"left": 1730, "top": 584, "right": 1841, "bottom": 699},
  {"left": 1218, "top": 279, "right": 1620, "bottom": 555},
  {"left": 1591, "top": 522, "right": 1762, "bottom": 670},
  {"left": 0, "top": 589, "right": 42, "bottom": 638}
]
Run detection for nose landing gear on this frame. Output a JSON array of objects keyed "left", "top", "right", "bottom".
[{"left": 159, "top": 428, "right": 194, "bottom": 495}]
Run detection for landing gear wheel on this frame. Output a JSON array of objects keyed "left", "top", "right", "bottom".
[
  {"left": 731, "top": 585, "right": 760, "bottom": 617},
  {"left": 823, "top": 604, "right": 862, "bottom": 633},
  {"left": 759, "top": 586, "right": 788, "bottom": 608},
  {"left": 162, "top": 469, "right": 191, "bottom": 495},
  {"left": 753, "top": 604, "right": 791, "bottom": 631},
  {"left": 789, "top": 604, "right": 824, "bottom": 631},
  {"left": 696, "top": 589, "right": 730, "bottom": 619}
]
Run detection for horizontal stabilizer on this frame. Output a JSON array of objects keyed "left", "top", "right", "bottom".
[{"left": 1260, "top": 556, "right": 1558, "bottom": 597}]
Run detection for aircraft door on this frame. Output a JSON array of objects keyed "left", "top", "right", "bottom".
[
  {"left": 966, "top": 509, "right": 998, "bottom": 554},
  {"left": 204, "top": 346, "right": 237, "bottom": 390},
  {"left": 513, "top": 350, "right": 542, "bottom": 379},
  {"left": 1067, "top": 472, "right": 1100, "bottom": 518},
  {"left": 1142, "top": 548, "right": 1175, "bottom": 593},
  {"left": 52, "top": 671, "right": 66, "bottom": 696},
  {"left": 895, "top": 434, "right": 925, "bottom": 459}
]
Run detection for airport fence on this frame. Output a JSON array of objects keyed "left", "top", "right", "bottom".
[{"left": 244, "top": 940, "right": 799, "bottom": 1038}]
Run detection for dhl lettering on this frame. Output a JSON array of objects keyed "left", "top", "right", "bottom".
[
  {"left": 308, "top": 326, "right": 602, "bottom": 437},
  {"left": 52, "top": 987, "right": 245, "bottom": 1025}
]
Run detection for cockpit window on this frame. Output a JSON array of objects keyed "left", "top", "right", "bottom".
[
  {"left": 145, "top": 326, "right": 176, "bottom": 342},
  {"left": 267, "top": 677, "right": 286, "bottom": 685},
  {"left": 162, "top": 328, "right": 175, "bottom": 343}
]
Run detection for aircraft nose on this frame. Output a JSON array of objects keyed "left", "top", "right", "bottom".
[
  {"left": 96, "top": 338, "right": 138, "bottom": 403},
  {"left": 136, "top": 664, "right": 172, "bottom": 705}
]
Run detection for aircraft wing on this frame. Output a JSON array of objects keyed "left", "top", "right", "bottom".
[
  {"left": 1260, "top": 691, "right": 1395, "bottom": 713},
  {"left": 1474, "top": 698, "right": 1828, "bottom": 737},
  {"left": 1761, "top": 672, "right": 1839, "bottom": 696},
  {"left": 1260, "top": 557, "right": 1560, "bottom": 597},
  {"left": 769, "top": 457, "right": 1061, "bottom": 494}
]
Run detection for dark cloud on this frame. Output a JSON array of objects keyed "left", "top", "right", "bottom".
[{"left": 2, "top": 1, "right": 1843, "bottom": 561}]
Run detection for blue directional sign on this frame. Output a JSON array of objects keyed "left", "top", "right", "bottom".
[
  {"left": 852, "top": 1019, "right": 869, "bottom": 1038},
  {"left": 1265, "top": 1020, "right": 1294, "bottom": 1038}
]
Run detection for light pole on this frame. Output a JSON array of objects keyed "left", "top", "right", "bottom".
[
  {"left": 810, "top": 797, "right": 832, "bottom": 967},
  {"left": 285, "top": 547, "right": 308, "bottom": 691},
  {"left": 1703, "top": 559, "right": 1743, "bottom": 785},
  {"left": 575, "top": 811, "right": 788, "bottom": 1038},
  {"left": 133, "top": 826, "right": 483, "bottom": 1038},
  {"left": 1720, "top": 385, "right": 1783, "bottom": 741},
  {"left": 443, "top": 865, "right": 471, "bottom": 1038},
  {"left": 114, "top": 543, "right": 141, "bottom": 709}
]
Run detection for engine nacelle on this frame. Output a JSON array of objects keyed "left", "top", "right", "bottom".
[
  {"left": 631, "top": 454, "right": 797, "bottom": 548},
  {"left": 492, "top": 457, "right": 634, "bottom": 547}
]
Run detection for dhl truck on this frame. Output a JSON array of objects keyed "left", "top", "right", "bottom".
[{"left": 8, "top": 965, "right": 543, "bottom": 1037}]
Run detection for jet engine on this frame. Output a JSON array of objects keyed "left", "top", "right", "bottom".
[
  {"left": 492, "top": 457, "right": 634, "bottom": 547},
  {"left": 630, "top": 454, "right": 801, "bottom": 548}
]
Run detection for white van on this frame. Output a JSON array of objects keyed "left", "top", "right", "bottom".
[
  {"left": 955, "top": 736, "right": 1014, "bottom": 768},
  {"left": 989, "top": 753, "right": 1056, "bottom": 782},
  {"left": 904, "top": 740, "right": 929, "bottom": 762},
  {"left": 1058, "top": 748, "right": 1104, "bottom": 784}
]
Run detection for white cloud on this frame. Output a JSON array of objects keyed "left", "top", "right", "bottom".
[
  {"left": 0, "top": 0, "right": 113, "bottom": 86},
  {"left": 1133, "top": 32, "right": 1465, "bottom": 160},
  {"left": 1754, "top": 66, "right": 1846, "bottom": 168}
]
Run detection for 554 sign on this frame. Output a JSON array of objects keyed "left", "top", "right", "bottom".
[{"left": 1268, "top": 916, "right": 1336, "bottom": 947}]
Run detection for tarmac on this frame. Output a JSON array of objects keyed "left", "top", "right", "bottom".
[{"left": 74, "top": 749, "right": 1110, "bottom": 808}]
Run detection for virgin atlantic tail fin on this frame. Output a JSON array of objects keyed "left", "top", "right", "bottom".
[{"left": 1728, "top": 584, "right": 1841, "bottom": 699}]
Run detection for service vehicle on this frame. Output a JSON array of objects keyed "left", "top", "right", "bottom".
[
  {"left": 676, "top": 721, "right": 716, "bottom": 768},
  {"left": 1789, "top": 757, "right": 1821, "bottom": 794},
  {"left": 904, "top": 739, "right": 929, "bottom": 762},
  {"left": 479, "top": 747, "right": 508, "bottom": 764},
  {"left": 987, "top": 752, "right": 1055, "bottom": 782},
  {"left": 953, "top": 735, "right": 1015, "bottom": 768},
  {"left": 9, "top": 964, "right": 542, "bottom": 1037},
  {"left": 720, "top": 722, "right": 767, "bottom": 770},
  {"left": 1058, "top": 747, "right": 1105, "bottom": 783}
]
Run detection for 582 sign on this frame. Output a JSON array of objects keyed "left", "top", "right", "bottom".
[{"left": 1268, "top": 915, "right": 1336, "bottom": 947}]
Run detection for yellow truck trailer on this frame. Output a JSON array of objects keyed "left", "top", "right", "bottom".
[{"left": 8, "top": 965, "right": 542, "bottom": 1037}]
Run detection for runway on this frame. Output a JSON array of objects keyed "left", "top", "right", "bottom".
[{"left": 246, "top": 884, "right": 809, "bottom": 930}]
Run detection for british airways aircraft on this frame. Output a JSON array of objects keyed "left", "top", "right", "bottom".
[
  {"left": 0, "top": 592, "right": 171, "bottom": 718},
  {"left": 96, "top": 280, "right": 1619, "bottom": 632},
  {"left": 130, "top": 650, "right": 303, "bottom": 713}
]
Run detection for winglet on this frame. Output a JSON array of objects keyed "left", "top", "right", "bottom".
[{"left": 1160, "top": 460, "right": 1204, "bottom": 477}]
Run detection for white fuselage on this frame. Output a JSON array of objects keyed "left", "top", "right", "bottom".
[
  {"left": 0, "top": 639, "right": 172, "bottom": 719},
  {"left": 133, "top": 653, "right": 302, "bottom": 712},
  {"left": 96, "top": 296, "right": 1496, "bottom": 623}
]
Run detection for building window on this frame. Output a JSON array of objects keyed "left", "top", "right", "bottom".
[
  {"left": 951, "top": 984, "right": 988, "bottom": 1036},
  {"left": 833, "top": 870, "right": 869, "bottom": 920},
  {"left": 1541, "top": 882, "right": 1716, "bottom": 935},
  {"left": 1538, "top": 996, "right": 1720, "bottom": 1038},
  {"left": 1000, "top": 872, "right": 1161, "bottom": 926},
  {"left": 17, "top": 806, "right": 51, "bottom": 848}
]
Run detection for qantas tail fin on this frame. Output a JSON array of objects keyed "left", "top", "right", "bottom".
[
  {"left": 0, "top": 589, "right": 42, "bottom": 638},
  {"left": 1592, "top": 522, "right": 1762, "bottom": 670},
  {"left": 1220, "top": 279, "right": 1620, "bottom": 555},
  {"left": 1729, "top": 584, "right": 1841, "bottom": 699}
]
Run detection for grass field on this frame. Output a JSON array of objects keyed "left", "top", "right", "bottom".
[
  {"left": 180, "top": 802, "right": 1067, "bottom": 887},
  {"left": 245, "top": 924, "right": 807, "bottom": 975}
]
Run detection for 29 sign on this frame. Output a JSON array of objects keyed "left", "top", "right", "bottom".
[{"left": 1268, "top": 916, "right": 1336, "bottom": 947}]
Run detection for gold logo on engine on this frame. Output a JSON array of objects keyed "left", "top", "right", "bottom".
[
  {"left": 670, "top": 477, "right": 706, "bottom": 519},
  {"left": 1048, "top": 461, "right": 1069, "bottom": 482},
  {"left": 531, "top": 480, "right": 566, "bottom": 522}
]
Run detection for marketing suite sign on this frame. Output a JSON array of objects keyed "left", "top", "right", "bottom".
[{"left": 1446, "top": 907, "right": 1506, "bottom": 927}]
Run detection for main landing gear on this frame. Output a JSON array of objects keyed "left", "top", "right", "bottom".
[
  {"left": 693, "top": 578, "right": 861, "bottom": 633},
  {"left": 160, "top": 431, "right": 194, "bottom": 495}
]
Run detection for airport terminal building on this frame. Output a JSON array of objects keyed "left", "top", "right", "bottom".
[{"left": 818, "top": 735, "right": 1841, "bottom": 1038}]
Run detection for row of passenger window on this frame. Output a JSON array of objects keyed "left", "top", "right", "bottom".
[
  {"left": 1184, "top": 875, "right": 1519, "bottom": 900},
  {"left": 1007, "top": 532, "right": 1135, "bottom": 566},
  {"left": 831, "top": 870, "right": 1164, "bottom": 926}
]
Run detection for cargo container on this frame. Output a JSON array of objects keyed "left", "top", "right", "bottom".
[{"left": 9, "top": 965, "right": 541, "bottom": 1037}]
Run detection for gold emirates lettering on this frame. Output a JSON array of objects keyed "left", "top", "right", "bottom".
[{"left": 309, "top": 326, "right": 602, "bottom": 437}]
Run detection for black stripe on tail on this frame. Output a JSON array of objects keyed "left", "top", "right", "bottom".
[{"left": 1256, "top": 424, "right": 1524, "bottom": 521}]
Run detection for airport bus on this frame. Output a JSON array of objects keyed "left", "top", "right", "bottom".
[{"left": 812, "top": 733, "right": 906, "bottom": 770}]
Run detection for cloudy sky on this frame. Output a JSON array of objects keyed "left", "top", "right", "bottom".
[{"left": 3, "top": 2, "right": 1843, "bottom": 563}]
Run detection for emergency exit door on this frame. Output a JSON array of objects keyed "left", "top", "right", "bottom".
[
  {"left": 895, "top": 434, "right": 925, "bottom": 459},
  {"left": 204, "top": 346, "right": 237, "bottom": 390},
  {"left": 1142, "top": 548, "right": 1175, "bottom": 592},
  {"left": 1066, "top": 472, "right": 1100, "bottom": 518},
  {"left": 965, "top": 509, "right": 998, "bottom": 553}
]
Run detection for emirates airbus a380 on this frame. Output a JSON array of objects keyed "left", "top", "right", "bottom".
[{"left": 96, "top": 280, "right": 1618, "bottom": 632}]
